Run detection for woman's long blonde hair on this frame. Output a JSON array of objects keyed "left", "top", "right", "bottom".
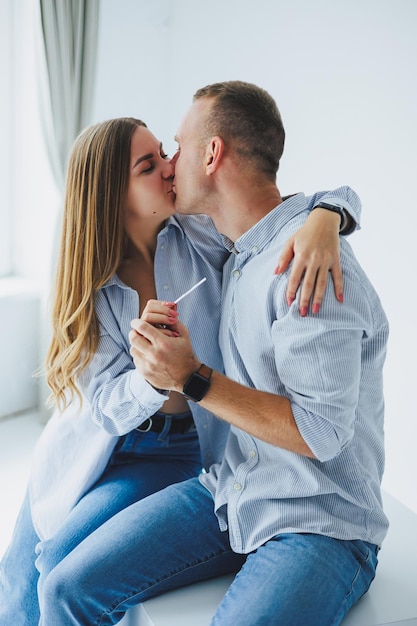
[{"left": 45, "top": 117, "right": 146, "bottom": 410}]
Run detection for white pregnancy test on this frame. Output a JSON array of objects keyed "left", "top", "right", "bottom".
[{"left": 174, "top": 277, "right": 207, "bottom": 304}]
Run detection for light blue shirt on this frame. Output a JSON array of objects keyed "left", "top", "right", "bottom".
[
  {"left": 80, "top": 213, "right": 230, "bottom": 470},
  {"left": 200, "top": 192, "right": 389, "bottom": 553},
  {"left": 30, "top": 188, "right": 361, "bottom": 539},
  {"left": 81, "top": 188, "right": 361, "bottom": 471}
]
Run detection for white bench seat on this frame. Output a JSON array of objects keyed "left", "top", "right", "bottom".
[{"left": 122, "top": 492, "right": 417, "bottom": 626}]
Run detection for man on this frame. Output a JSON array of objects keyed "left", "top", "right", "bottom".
[{"left": 40, "top": 82, "right": 385, "bottom": 626}]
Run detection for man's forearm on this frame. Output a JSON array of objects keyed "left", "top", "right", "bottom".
[
  {"left": 195, "top": 370, "right": 315, "bottom": 458},
  {"left": 129, "top": 316, "right": 314, "bottom": 457}
]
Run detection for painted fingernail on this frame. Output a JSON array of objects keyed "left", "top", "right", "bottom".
[
  {"left": 337, "top": 293, "right": 344, "bottom": 303},
  {"left": 287, "top": 296, "right": 295, "bottom": 307},
  {"left": 312, "top": 303, "right": 320, "bottom": 314},
  {"left": 300, "top": 306, "right": 308, "bottom": 317}
]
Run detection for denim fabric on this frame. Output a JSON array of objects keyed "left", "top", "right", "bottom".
[
  {"left": 0, "top": 424, "right": 201, "bottom": 626},
  {"left": 39, "top": 478, "right": 378, "bottom": 626},
  {"left": 0, "top": 490, "right": 41, "bottom": 626},
  {"left": 211, "top": 533, "right": 378, "bottom": 626}
]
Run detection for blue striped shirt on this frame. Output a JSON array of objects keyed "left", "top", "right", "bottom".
[
  {"left": 80, "top": 213, "right": 230, "bottom": 469},
  {"left": 200, "top": 192, "right": 389, "bottom": 552},
  {"left": 80, "top": 188, "right": 362, "bottom": 472},
  {"left": 30, "top": 189, "right": 362, "bottom": 539}
]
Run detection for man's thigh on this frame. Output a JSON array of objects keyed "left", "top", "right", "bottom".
[
  {"left": 41, "top": 478, "right": 245, "bottom": 625},
  {"left": 211, "top": 533, "right": 378, "bottom": 626}
]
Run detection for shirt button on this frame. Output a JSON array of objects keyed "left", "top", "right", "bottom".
[
  {"left": 234, "top": 482, "right": 242, "bottom": 491},
  {"left": 233, "top": 269, "right": 240, "bottom": 278},
  {"left": 249, "top": 450, "right": 257, "bottom": 458},
  {"left": 251, "top": 246, "right": 258, "bottom": 254},
  {"left": 163, "top": 285, "right": 169, "bottom": 291},
  {"left": 160, "top": 244, "right": 165, "bottom": 250}
]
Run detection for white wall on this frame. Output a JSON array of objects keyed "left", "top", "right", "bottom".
[
  {"left": 0, "top": 279, "right": 40, "bottom": 418},
  {"left": 92, "top": 0, "right": 416, "bottom": 514}
]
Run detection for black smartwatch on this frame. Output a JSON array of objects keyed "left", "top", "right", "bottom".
[
  {"left": 313, "top": 201, "right": 349, "bottom": 233},
  {"left": 183, "top": 364, "right": 213, "bottom": 402}
]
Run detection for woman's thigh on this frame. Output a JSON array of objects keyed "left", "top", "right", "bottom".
[
  {"left": 36, "top": 430, "right": 202, "bottom": 585},
  {"left": 40, "top": 478, "right": 245, "bottom": 626},
  {"left": 0, "top": 490, "right": 41, "bottom": 626},
  {"left": 211, "top": 533, "right": 378, "bottom": 626}
]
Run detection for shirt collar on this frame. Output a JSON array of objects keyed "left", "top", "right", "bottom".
[
  {"left": 103, "top": 273, "right": 129, "bottom": 290},
  {"left": 222, "top": 192, "right": 308, "bottom": 255},
  {"left": 163, "top": 215, "right": 186, "bottom": 239}
]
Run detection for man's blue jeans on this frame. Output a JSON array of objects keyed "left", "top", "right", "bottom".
[
  {"left": 0, "top": 423, "right": 201, "bottom": 626},
  {"left": 40, "top": 477, "right": 379, "bottom": 626}
]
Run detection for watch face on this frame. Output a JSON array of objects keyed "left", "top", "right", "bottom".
[{"left": 184, "top": 373, "right": 210, "bottom": 401}]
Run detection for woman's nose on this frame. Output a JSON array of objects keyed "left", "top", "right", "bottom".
[{"left": 163, "top": 159, "right": 174, "bottom": 179}]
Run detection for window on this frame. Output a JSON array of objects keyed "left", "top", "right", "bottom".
[{"left": 0, "top": 0, "right": 60, "bottom": 283}]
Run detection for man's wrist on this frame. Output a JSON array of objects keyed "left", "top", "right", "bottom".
[{"left": 182, "top": 363, "right": 213, "bottom": 402}]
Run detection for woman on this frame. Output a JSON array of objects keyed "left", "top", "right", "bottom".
[{"left": 0, "top": 117, "right": 360, "bottom": 625}]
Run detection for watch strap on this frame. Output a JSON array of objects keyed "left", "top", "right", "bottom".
[
  {"left": 313, "top": 201, "right": 348, "bottom": 233},
  {"left": 195, "top": 363, "right": 213, "bottom": 380}
]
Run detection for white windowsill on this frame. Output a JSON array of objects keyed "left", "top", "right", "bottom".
[{"left": 0, "top": 276, "right": 40, "bottom": 298}]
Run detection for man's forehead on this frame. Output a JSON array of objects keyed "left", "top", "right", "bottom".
[{"left": 176, "top": 99, "right": 211, "bottom": 141}]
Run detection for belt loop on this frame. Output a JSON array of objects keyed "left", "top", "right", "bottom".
[{"left": 158, "top": 414, "right": 172, "bottom": 442}]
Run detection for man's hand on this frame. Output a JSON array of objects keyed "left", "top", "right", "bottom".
[
  {"left": 275, "top": 209, "right": 343, "bottom": 316},
  {"left": 129, "top": 303, "right": 200, "bottom": 392}
]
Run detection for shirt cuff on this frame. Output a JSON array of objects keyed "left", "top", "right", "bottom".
[
  {"left": 129, "top": 370, "right": 170, "bottom": 407},
  {"left": 291, "top": 402, "right": 342, "bottom": 462}
]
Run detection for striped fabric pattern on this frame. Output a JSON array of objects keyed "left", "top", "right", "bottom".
[
  {"left": 200, "top": 193, "right": 389, "bottom": 553},
  {"left": 80, "top": 214, "right": 230, "bottom": 470},
  {"left": 32, "top": 189, "right": 362, "bottom": 535},
  {"left": 82, "top": 188, "right": 360, "bottom": 472}
]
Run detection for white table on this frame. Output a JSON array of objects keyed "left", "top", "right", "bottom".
[{"left": 122, "top": 492, "right": 417, "bottom": 626}]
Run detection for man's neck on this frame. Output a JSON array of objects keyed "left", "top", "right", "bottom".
[{"left": 211, "top": 183, "right": 282, "bottom": 243}]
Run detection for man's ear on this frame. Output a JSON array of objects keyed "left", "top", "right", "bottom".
[{"left": 205, "top": 136, "right": 224, "bottom": 174}]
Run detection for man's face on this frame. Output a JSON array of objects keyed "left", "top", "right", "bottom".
[{"left": 171, "top": 99, "right": 213, "bottom": 215}]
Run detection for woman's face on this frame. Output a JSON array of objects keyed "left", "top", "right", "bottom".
[{"left": 124, "top": 126, "right": 175, "bottom": 229}]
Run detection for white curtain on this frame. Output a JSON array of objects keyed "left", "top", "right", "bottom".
[
  {"left": 36, "top": 0, "right": 100, "bottom": 418},
  {"left": 38, "top": 0, "right": 100, "bottom": 189}
]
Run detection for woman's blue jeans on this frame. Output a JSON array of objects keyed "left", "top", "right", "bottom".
[
  {"left": 0, "top": 420, "right": 201, "bottom": 626},
  {"left": 40, "top": 477, "right": 379, "bottom": 626}
]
